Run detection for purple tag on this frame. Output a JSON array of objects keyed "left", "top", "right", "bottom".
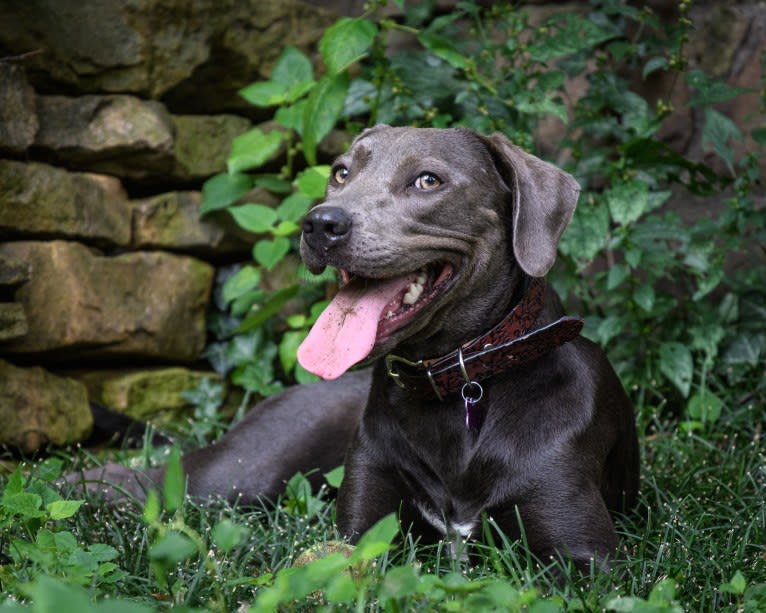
[
  {"left": 461, "top": 381, "right": 484, "bottom": 431},
  {"left": 464, "top": 396, "right": 480, "bottom": 430}
]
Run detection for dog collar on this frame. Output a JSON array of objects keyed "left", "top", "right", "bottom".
[{"left": 384, "top": 278, "right": 584, "bottom": 401}]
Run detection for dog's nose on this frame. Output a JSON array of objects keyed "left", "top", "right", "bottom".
[{"left": 302, "top": 206, "right": 352, "bottom": 250}]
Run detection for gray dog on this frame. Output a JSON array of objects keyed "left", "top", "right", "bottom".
[{"left": 70, "top": 126, "right": 639, "bottom": 571}]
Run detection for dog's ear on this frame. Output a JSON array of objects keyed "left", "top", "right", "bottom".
[{"left": 480, "top": 133, "right": 580, "bottom": 278}]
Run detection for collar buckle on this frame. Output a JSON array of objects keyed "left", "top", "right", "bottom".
[
  {"left": 385, "top": 354, "right": 443, "bottom": 400},
  {"left": 385, "top": 353, "right": 420, "bottom": 387}
]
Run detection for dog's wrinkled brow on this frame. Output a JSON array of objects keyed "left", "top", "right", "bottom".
[{"left": 349, "top": 144, "right": 373, "bottom": 172}]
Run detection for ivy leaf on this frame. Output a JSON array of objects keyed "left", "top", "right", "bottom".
[
  {"left": 607, "top": 264, "right": 629, "bottom": 290},
  {"left": 294, "top": 364, "right": 319, "bottom": 385},
  {"left": 320, "top": 18, "right": 377, "bottom": 74},
  {"left": 46, "top": 500, "right": 84, "bottom": 520},
  {"left": 253, "top": 237, "right": 291, "bottom": 271},
  {"left": 239, "top": 47, "right": 315, "bottom": 107},
  {"left": 277, "top": 192, "right": 314, "bottom": 222},
  {"left": 350, "top": 513, "right": 399, "bottom": 563},
  {"left": 722, "top": 333, "right": 765, "bottom": 367},
  {"left": 606, "top": 180, "right": 649, "bottom": 226},
  {"left": 702, "top": 108, "right": 741, "bottom": 174},
  {"left": 253, "top": 174, "right": 292, "bottom": 194},
  {"left": 606, "top": 183, "right": 669, "bottom": 226},
  {"left": 658, "top": 342, "right": 693, "bottom": 397},
  {"left": 237, "top": 286, "right": 299, "bottom": 334},
  {"left": 417, "top": 32, "right": 467, "bottom": 69},
  {"left": 228, "top": 203, "right": 278, "bottom": 234},
  {"left": 24, "top": 577, "right": 94, "bottom": 613},
  {"left": 324, "top": 465, "right": 344, "bottom": 489},
  {"left": 686, "top": 69, "right": 752, "bottom": 106},
  {"left": 514, "top": 92, "right": 569, "bottom": 123},
  {"left": 143, "top": 489, "right": 160, "bottom": 523},
  {"left": 379, "top": 566, "right": 420, "bottom": 601},
  {"left": 295, "top": 165, "right": 331, "bottom": 199},
  {"left": 558, "top": 200, "right": 609, "bottom": 267},
  {"left": 302, "top": 73, "right": 350, "bottom": 165},
  {"left": 212, "top": 519, "right": 251, "bottom": 554},
  {"left": 228, "top": 128, "right": 286, "bottom": 174},
  {"left": 325, "top": 573, "right": 357, "bottom": 604},
  {"left": 642, "top": 56, "right": 668, "bottom": 79},
  {"left": 271, "top": 46, "right": 314, "bottom": 90},
  {"left": 687, "top": 388, "right": 723, "bottom": 423},
  {"left": 595, "top": 316, "right": 623, "bottom": 347},
  {"left": 633, "top": 284, "right": 655, "bottom": 312},
  {"left": 526, "top": 14, "right": 616, "bottom": 62},
  {"left": 239, "top": 81, "right": 288, "bottom": 107},
  {"left": 271, "top": 220, "right": 301, "bottom": 237},
  {"left": 275, "top": 101, "right": 307, "bottom": 134},
  {"left": 200, "top": 172, "right": 252, "bottom": 215},
  {"left": 279, "top": 329, "right": 307, "bottom": 373},
  {"left": 149, "top": 531, "right": 197, "bottom": 564},
  {"left": 222, "top": 266, "right": 262, "bottom": 305},
  {"left": 720, "top": 570, "right": 747, "bottom": 595},
  {"left": 3, "top": 492, "right": 46, "bottom": 519}
]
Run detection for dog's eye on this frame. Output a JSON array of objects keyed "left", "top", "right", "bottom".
[
  {"left": 414, "top": 173, "right": 442, "bottom": 190},
  {"left": 333, "top": 166, "right": 349, "bottom": 184}
]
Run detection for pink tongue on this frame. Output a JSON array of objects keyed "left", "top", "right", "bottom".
[{"left": 297, "top": 275, "right": 411, "bottom": 380}]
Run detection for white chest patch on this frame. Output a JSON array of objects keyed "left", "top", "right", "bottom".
[{"left": 416, "top": 501, "right": 477, "bottom": 538}]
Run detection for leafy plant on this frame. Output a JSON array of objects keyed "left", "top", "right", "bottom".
[{"left": 0, "top": 460, "right": 126, "bottom": 598}]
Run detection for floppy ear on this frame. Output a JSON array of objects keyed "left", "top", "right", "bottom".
[{"left": 480, "top": 133, "right": 580, "bottom": 278}]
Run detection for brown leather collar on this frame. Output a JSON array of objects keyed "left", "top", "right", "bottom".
[{"left": 384, "top": 278, "right": 583, "bottom": 400}]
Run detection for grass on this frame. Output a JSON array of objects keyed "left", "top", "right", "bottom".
[{"left": 1, "top": 401, "right": 764, "bottom": 612}]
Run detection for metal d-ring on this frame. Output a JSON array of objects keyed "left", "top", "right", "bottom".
[
  {"left": 457, "top": 347, "right": 471, "bottom": 384},
  {"left": 461, "top": 380, "right": 484, "bottom": 403},
  {"left": 458, "top": 347, "right": 483, "bottom": 403}
]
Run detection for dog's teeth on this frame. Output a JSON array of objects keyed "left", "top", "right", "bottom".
[
  {"left": 403, "top": 282, "right": 424, "bottom": 305},
  {"left": 417, "top": 273, "right": 427, "bottom": 285},
  {"left": 386, "top": 310, "right": 395, "bottom": 319}
]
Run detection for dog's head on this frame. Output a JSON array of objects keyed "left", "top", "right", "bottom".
[{"left": 298, "top": 126, "right": 579, "bottom": 380}]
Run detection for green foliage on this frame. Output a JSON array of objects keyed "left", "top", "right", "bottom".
[{"left": 0, "top": 460, "right": 127, "bottom": 600}]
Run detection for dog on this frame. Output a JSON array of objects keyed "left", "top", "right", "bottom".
[{"left": 69, "top": 126, "right": 639, "bottom": 571}]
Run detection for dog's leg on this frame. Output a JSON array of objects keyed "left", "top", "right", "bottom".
[
  {"left": 182, "top": 369, "right": 369, "bottom": 503},
  {"left": 491, "top": 487, "right": 619, "bottom": 573},
  {"left": 336, "top": 442, "right": 404, "bottom": 541},
  {"left": 62, "top": 462, "right": 163, "bottom": 503},
  {"left": 64, "top": 369, "right": 371, "bottom": 505}
]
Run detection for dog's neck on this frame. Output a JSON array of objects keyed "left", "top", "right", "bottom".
[{"left": 384, "top": 277, "right": 583, "bottom": 401}]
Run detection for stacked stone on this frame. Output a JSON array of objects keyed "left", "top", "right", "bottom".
[{"left": 0, "top": 0, "right": 334, "bottom": 454}]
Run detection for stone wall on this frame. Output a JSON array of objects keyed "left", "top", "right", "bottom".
[
  {"left": 0, "top": 0, "right": 763, "bottom": 454},
  {"left": 0, "top": 0, "right": 335, "bottom": 453}
]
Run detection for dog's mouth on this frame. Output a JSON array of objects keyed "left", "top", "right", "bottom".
[
  {"left": 346, "top": 262, "right": 454, "bottom": 342},
  {"left": 297, "top": 262, "right": 454, "bottom": 380}
]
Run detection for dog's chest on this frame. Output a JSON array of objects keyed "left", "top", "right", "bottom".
[{"left": 389, "top": 398, "right": 505, "bottom": 536}]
